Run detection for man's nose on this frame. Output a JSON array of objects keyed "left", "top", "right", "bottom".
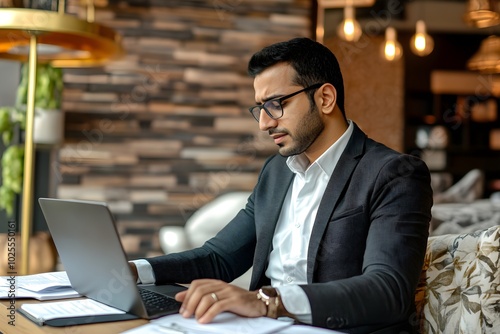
[{"left": 258, "top": 109, "right": 278, "bottom": 131}]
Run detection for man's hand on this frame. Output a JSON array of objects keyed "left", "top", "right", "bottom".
[{"left": 175, "top": 279, "right": 267, "bottom": 323}]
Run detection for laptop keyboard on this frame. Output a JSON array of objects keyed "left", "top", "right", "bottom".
[{"left": 139, "top": 287, "right": 182, "bottom": 314}]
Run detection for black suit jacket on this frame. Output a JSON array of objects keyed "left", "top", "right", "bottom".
[{"left": 148, "top": 123, "right": 433, "bottom": 333}]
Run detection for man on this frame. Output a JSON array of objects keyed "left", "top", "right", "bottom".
[{"left": 131, "top": 37, "right": 433, "bottom": 333}]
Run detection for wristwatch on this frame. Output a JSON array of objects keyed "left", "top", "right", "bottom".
[{"left": 256, "top": 286, "right": 280, "bottom": 319}]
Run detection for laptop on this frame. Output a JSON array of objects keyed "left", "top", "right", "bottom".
[{"left": 38, "top": 197, "right": 187, "bottom": 320}]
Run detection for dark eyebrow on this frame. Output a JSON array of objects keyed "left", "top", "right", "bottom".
[{"left": 257, "top": 93, "right": 285, "bottom": 105}]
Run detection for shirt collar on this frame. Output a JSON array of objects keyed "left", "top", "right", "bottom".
[{"left": 286, "top": 120, "right": 354, "bottom": 177}]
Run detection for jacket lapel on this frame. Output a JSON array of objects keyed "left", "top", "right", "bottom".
[
  {"left": 251, "top": 158, "right": 294, "bottom": 289},
  {"left": 306, "top": 124, "right": 367, "bottom": 282}
]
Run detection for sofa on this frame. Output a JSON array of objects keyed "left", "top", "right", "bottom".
[
  {"left": 430, "top": 169, "right": 500, "bottom": 236},
  {"left": 416, "top": 224, "right": 500, "bottom": 333}
]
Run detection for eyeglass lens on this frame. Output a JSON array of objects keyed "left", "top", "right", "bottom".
[{"left": 255, "top": 100, "right": 281, "bottom": 119}]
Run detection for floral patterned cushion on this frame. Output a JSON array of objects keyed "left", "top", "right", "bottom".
[{"left": 415, "top": 225, "right": 500, "bottom": 333}]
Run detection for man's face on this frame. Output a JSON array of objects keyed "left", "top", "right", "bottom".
[{"left": 253, "top": 63, "right": 324, "bottom": 157}]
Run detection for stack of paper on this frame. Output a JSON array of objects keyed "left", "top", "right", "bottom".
[
  {"left": 18, "top": 299, "right": 125, "bottom": 326},
  {"left": 0, "top": 271, "right": 80, "bottom": 301},
  {"left": 121, "top": 312, "right": 343, "bottom": 334},
  {"left": 122, "top": 312, "right": 293, "bottom": 334}
]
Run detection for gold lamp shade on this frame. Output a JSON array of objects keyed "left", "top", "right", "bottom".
[
  {"left": 467, "top": 35, "right": 500, "bottom": 73},
  {"left": 0, "top": 8, "right": 123, "bottom": 67},
  {"left": 463, "top": 0, "right": 500, "bottom": 28}
]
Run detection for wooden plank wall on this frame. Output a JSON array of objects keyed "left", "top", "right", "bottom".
[{"left": 59, "top": 0, "right": 312, "bottom": 259}]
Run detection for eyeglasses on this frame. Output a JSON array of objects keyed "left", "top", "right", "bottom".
[{"left": 248, "top": 83, "right": 324, "bottom": 122}]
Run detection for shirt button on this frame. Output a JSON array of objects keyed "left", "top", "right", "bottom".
[
  {"left": 295, "top": 223, "right": 301, "bottom": 228},
  {"left": 286, "top": 276, "right": 294, "bottom": 283}
]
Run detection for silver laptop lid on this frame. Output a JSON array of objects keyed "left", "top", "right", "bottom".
[{"left": 38, "top": 198, "right": 148, "bottom": 318}]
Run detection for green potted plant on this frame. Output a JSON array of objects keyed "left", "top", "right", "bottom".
[
  {"left": 16, "top": 63, "right": 64, "bottom": 145},
  {"left": 0, "top": 106, "right": 25, "bottom": 217},
  {"left": 0, "top": 63, "right": 63, "bottom": 217}
]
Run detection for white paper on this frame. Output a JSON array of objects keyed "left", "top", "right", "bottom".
[
  {"left": 0, "top": 271, "right": 72, "bottom": 292},
  {"left": 20, "top": 298, "right": 125, "bottom": 321},
  {"left": 122, "top": 323, "right": 184, "bottom": 334},
  {"left": 0, "top": 285, "right": 80, "bottom": 300},
  {"left": 0, "top": 271, "right": 79, "bottom": 300},
  {"left": 122, "top": 313, "right": 342, "bottom": 334},
  {"left": 125, "top": 312, "right": 292, "bottom": 334}
]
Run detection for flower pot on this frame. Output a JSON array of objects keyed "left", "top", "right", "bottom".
[{"left": 34, "top": 108, "right": 64, "bottom": 145}]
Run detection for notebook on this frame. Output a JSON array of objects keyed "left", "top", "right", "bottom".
[{"left": 37, "top": 197, "right": 187, "bottom": 325}]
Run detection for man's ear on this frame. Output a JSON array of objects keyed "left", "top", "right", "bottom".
[{"left": 318, "top": 83, "right": 337, "bottom": 115}]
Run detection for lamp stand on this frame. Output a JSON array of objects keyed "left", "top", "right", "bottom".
[{"left": 20, "top": 33, "right": 38, "bottom": 275}]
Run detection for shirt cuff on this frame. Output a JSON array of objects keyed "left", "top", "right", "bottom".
[
  {"left": 276, "top": 285, "right": 312, "bottom": 324},
  {"left": 131, "top": 259, "right": 156, "bottom": 284}
]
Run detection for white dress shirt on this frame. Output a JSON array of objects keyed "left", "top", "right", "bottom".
[
  {"left": 133, "top": 121, "right": 354, "bottom": 324},
  {"left": 268, "top": 121, "right": 353, "bottom": 323}
]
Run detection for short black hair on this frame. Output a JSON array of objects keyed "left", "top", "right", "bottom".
[{"left": 248, "top": 37, "right": 345, "bottom": 117}]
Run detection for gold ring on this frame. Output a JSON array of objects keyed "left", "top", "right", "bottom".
[{"left": 211, "top": 292, "right": 219, "bottom": 302}]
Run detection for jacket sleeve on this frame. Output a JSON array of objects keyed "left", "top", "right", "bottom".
[
  {"left": 147, "top": 155, "right": 285, "bottom": 286},
  {"left": 147, "top": 198, "right": 257, "bottom": 285}
]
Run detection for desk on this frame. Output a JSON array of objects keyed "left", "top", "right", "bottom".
[
  {"left": 0, "top": 300, "right": 343, "bottom": 334},
  {"left": 0, "top": 299, "right": 147, "bottom": 334}
]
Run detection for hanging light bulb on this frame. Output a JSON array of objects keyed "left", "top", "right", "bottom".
[
  {"left": 337, "top": 5, "right": 362, "bottom": 42},
  {"left": 381, "top": 27, "right": 402, "bottom": 62},
  {"left": 410, "top": 20, "right": 434, "bottom": 57}
]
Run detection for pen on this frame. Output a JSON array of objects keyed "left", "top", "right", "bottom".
[{"left": 157, "top": 322, "right": 188, "bottom": 334}]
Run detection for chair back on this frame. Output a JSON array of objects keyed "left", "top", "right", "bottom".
[{"left": 185, "top": 191, "right": 251, "bottom": 247}]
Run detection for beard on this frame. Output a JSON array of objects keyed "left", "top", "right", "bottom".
[{"left": 275, "top": 104, "right": 324, "bottom": 157}]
